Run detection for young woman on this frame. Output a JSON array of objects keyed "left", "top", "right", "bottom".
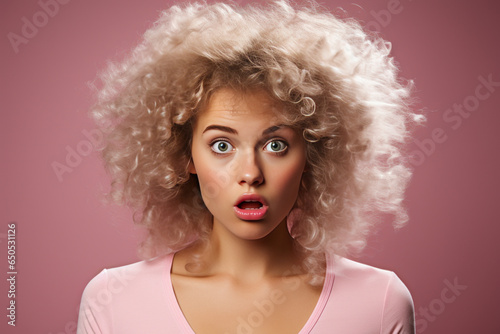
[{"left": 77, "top": 1, "right": 422, "bottom": 333}]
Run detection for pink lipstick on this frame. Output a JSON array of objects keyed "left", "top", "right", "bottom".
[{"left": 233, "top": 193, "right": 268, "bottom": 221}]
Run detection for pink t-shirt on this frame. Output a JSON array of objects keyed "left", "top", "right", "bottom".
[{"left": 77, "top": 253, "right": 415, "bottom": 333}]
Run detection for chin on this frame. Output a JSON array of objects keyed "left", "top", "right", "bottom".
[
  {"left": 232, "top": 223, "right": 277, "bottom": 240},
  {"left": 231, "top": 216, "right": 288, "bottom": 241}
]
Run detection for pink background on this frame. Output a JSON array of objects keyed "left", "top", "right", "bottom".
[{"left": 2, "top": 0, "right": 499, "bottom": 333}]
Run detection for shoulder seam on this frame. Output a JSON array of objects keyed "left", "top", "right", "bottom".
[{"left": 379, "top": 271, "right": 396, "bottom": 333}]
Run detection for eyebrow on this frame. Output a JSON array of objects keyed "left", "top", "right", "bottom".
[
  {"left": 202, "top": 125, "right": 237, "bottom": 134},
  {"left": 202, "top": 124, "right": 284, "bottom": 135},
  {"left": 262, "top": 125, "right": 283, "bottom": 135}
]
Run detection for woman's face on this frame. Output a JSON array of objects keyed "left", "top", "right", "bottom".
[{"left": 190, "top": 88, "right": 307, "bottom": 241}]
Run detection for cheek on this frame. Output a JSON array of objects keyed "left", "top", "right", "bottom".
[
  {"left": 194, "top": 164, "right": 220, "bottom": 203},
  {"left": 192, "top": 144, "right": 216, "bottom": 199},
  {"left": 269, "top": 156, "right": 305, "bottom": 204},
  {"left": 192, "top": 152, "right": 234, "bottom": 206}
]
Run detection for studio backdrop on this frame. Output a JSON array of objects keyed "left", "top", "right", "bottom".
[{"left": 1, "top": 0, "right": 499, "bottom": 333}]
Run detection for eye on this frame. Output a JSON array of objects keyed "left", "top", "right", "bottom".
[
  {"left": 264, "top": 140, "right": 288, "bottom": 153},
  {"left": 211, "top": 140, "right": 233, "bottom": 154}
]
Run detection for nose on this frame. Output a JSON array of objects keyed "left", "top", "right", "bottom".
[{"left": 237, "top": 150, "right": 264, "bottom": 187}]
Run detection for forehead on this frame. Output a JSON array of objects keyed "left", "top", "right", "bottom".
[{"left": 196, "top": 88, "right": 284, "bottom": 125}]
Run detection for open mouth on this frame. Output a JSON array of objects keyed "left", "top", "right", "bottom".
[
  {"left": 234, "top": 194, "right": 268, "bottom": 220},
  {"left": 237, "top": 200, "right": 264, "bottom": 210}
]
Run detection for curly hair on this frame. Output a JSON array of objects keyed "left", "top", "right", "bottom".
[{"left": 91, "top": 0, "right": 422, "bottom": 280}]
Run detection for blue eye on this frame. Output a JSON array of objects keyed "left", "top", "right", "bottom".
[
  {"left": 211, "top": 140, "right": 233, "bottom": 154},
  {"left": 265, "top": 140, "right": 287, "bottom": 153}
]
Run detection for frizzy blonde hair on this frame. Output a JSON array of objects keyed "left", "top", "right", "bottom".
[{"left": 91, "top": 0, "right": 422, "bottom": 279}]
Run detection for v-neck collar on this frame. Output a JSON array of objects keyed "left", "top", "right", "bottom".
[{"left": 164, "top": 252, "right": 335, "bottom": 334}]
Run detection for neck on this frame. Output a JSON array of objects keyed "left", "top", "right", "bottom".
[{"left": 204, "top": 218, "right": 300, "bottom": 283}]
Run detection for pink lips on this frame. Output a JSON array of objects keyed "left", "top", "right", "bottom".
[{"left": 233, "top": 193, "right": 269, "bottom": 221}]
